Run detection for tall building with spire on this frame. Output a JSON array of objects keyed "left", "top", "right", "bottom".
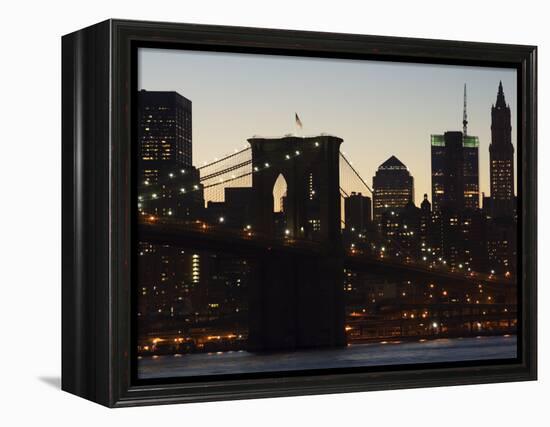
[
  {"left": 486, "top": 82, "right": 516, "bottom": 274},
  {"left": 429, "top": 85, "right": 481, "bottom": 268},
  {"left": 489, "top": 81, "right": 515, "bottom": 219},
  {"left": 431, "top": 85, "right": 480, "bottom": 213}
]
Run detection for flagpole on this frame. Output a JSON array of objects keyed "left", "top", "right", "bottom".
[{"left": 295, "top": 112, "right": 303, "bottom": 136}]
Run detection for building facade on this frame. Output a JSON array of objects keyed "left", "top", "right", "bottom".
[
  {"left": 137, "top": 90, "right": 203, "bottom": 219},
  {"left": 489, "top": 81, "right": 515, "bottom": 219},
  {"left": 344, "top": 192, "right": 372, "bottom": 232},
  {"left": 430, "top": 132, "right": 480, "bottom": 214},
  {"left": 372, "top": 156, "right": 414, "bottom": 223},
  {"left": 486, "top": 82, "right": 516, "bottom": 274}
]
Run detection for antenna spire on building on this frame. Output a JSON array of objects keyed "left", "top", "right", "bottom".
[{"left": 462, "top": 83, "right": 468, "bottom": 136}]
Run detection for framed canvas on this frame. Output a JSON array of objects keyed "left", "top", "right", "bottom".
[{"left": 61, "top": 19, "right": 537, "bottom": 407}]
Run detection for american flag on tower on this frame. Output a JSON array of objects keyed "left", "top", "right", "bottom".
[{"left": 295, "top": 113, "right": 303, "bottom": 129}]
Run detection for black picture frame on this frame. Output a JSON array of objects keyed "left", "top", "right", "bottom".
[{"left": 62, "top": 19, "right": 537, "bottom": 407}]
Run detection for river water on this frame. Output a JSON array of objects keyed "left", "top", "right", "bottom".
[{"left": 138, "top": 335, "right": 517, "bottom": 379}]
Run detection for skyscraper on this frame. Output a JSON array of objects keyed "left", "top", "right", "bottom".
[
  {"left": 138, "top": 90, "right": 192, "bottom": 179},
  {"left": 430, "top": 132, "right": 480, "bottom": 213},
  {"left": 486, "top": 82, "right": 516, "bottom": 274},
  {"left": 463, "top": 135, "right": 480, "bottom": 210},
  {"left": 372, "top": 156, "right": 414, "bottom": 223},
  {"left": 137, "top": 90, "right": 203, "bottom": 219},
  {"left": 344, "top": 192, "right": 372, "bottom": 232},
  {"left": 489, "top": 81, "right": 515, "bottom": 219}
]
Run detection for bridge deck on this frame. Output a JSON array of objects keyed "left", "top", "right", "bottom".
[{"left": 138, "top": 219, "right": 515, "bottom": 291}]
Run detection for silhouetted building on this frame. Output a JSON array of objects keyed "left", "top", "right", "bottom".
[
  {"left": 489, "top": 81, "right": 515, "bottom": 219},
  {"left": 379, "top": 201, "right": 421, "bottom": 260},
  {"left": 487, "top": 218, "right": 516, "bottom": 274},
  {"left": 431, "top": 132, "right": 479, "bottom": 213},
  {"left": 344, "top": 192, "right": 372, "bottom": 232},
  {"left": 138, "top": 90, "right": 192, "bottom": 174},
  {"left": 430, "top": 130, "right": 482, "bottom": 269},
  {"left": 486, "top": 82, "right": 516, "bottom": 274},
  {"left": 205, "top": 187, "right": 254, "bottom": 229},
  {"left": 137, "top": 90, "right": 203, "bottom": 219},
  {"left": 419, "top": 193, "right": 432, "bottom": 248},
  {"left": 137, "top": 91, "right": 209, "bottom": 348},
  {"left": 372, "top": 156, "right": 414, "bottom": 223},
  {"left": 463, "top": 135, "right": 480, "bottom": 209}
]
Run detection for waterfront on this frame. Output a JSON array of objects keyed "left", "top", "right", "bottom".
[{"left": 138, "top": 334, "right": 516, "bottom": 379}]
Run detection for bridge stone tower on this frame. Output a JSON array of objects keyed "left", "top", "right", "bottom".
[{"left": 246, "top": 135, "right": 346, "bottom": 351}]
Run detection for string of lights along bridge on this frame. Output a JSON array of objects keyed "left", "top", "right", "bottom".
[{"left": 137, "top": 135, "right": 512, "bottom": 285}]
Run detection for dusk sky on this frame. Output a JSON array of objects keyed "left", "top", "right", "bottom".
[{"left": 138, "top": 48, "right": 517, "bottom": 206}]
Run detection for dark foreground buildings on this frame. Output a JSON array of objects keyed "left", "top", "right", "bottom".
[
  {"left": 423, "top": 83, "right": 516, "bottom": 273},
  {"left": 135, "top": 83, "right": 518, "bottom": 357},
  {"left": 137, "top": 90, "right": 214, "bottom": 348}
]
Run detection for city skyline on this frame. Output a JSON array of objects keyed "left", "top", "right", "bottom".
[
  {"left": 138, "top": 47, "right": 517, "bottom": 206},
  {"left": 135, "top": 51, "right": 518, "bottom": 377}
]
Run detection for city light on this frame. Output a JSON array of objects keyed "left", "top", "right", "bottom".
[{"left": 135, "top": 87, "right": 517, "bottom": 359}]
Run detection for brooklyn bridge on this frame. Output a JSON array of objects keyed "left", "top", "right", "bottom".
[{"left": 137, "top": 135, "right": 517, "bottom": 352}]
